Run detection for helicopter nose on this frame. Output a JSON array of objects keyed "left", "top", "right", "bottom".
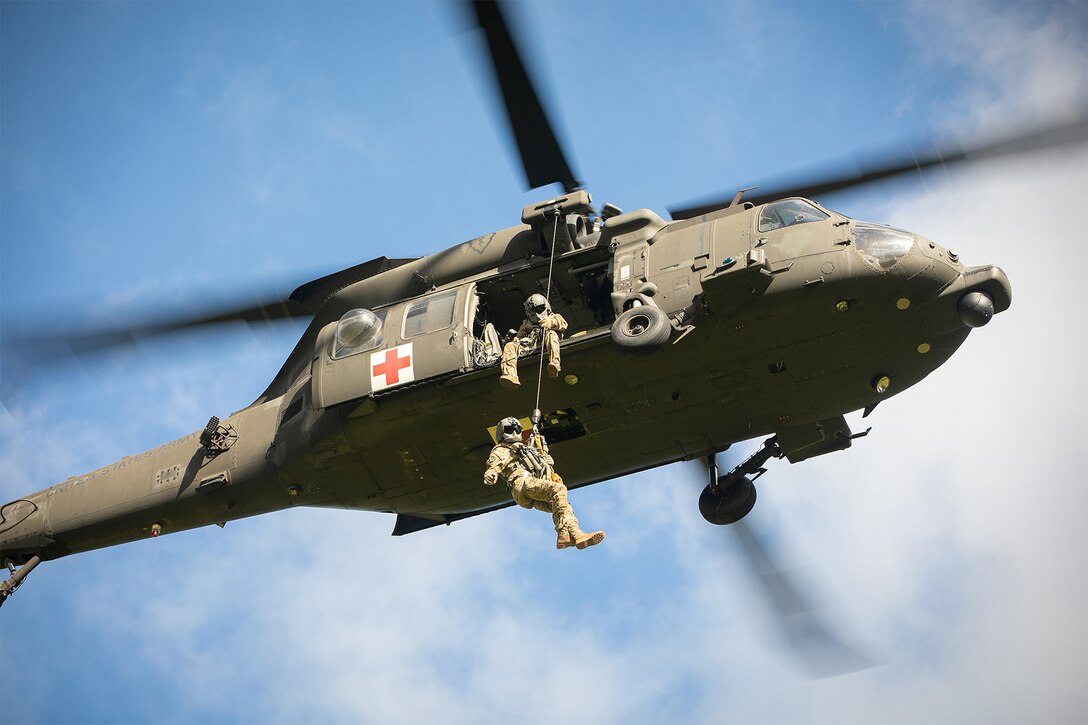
[
  {"left": 891, "top": 232, "right": 1012, "bottom": 333},
  {"left": 919, "top": 263, "right": 1012, "bottom": 334}
]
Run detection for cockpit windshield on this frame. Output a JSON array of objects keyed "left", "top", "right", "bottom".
[
  {"left": 758, "top": 199, "right": 830, "bottom": 233},
  {"left": 853, "top": 223, "right": 915, "bottom": 270}
]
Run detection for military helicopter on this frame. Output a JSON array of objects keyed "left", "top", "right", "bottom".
[{"left": 1, "top": 0, "right": 1082, "bottom": 616}]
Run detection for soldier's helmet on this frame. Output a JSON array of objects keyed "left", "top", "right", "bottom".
[
  {"left": 497, "top": 416, "right": 522, "bottom": 443},
  {"left": 524, "top": 294, "right": 550, "bottom": 321}
]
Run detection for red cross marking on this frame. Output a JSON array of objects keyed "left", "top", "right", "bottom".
[{"left": 373, "top": 347, "right": 411, "bottom": 385}]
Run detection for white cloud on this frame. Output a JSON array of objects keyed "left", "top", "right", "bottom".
[{"left": 896, "top": 1, "right": 1088, "bottom": 133}]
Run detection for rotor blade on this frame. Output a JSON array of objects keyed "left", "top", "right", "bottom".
[
  {"left": 4, "top": 294, "right": 312, "bottom": 363},
  {"left": 470, "top": 0, "right": 582, "bottom": 192},
  {"left": 697, "top": 456, "right": 875, "bottom": 678},
  {"left": 3, "top": 256, "right": 421, "bottom": 365},
  {"left": 669, "top": 116, "right": 1088, "bottom": 219},
  {"left": 731, "top": 519, "right": 875, "bottom": 679}
]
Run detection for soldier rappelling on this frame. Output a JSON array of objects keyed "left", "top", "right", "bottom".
[{"left": 483, "top": 416, "right": 605, "bottom": 550}]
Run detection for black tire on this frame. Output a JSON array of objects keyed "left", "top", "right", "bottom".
[
  {"left": 699, "top": 477, "right": 757, "bottom": 525},
  {"left": 611, "top": 305, "right": 671, "bottom": 355}
]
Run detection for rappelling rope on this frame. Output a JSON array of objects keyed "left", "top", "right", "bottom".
[
  {"left": 531, "top": 211, "right": 562, "bottom": 440},
  {"left": 528, "top": 211, "right": 563, "bottom": 482}
]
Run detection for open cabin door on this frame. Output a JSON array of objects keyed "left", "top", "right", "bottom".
[{"left": 311, "top": 287, "right": 471, "bottom": 408}]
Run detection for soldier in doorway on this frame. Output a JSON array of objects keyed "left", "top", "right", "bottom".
[
  {"left": 499, "top": 294, "right": 567, "bottom": 388},
  {"left": 483, "top": 417, "right": 605, "bottom": 550}
]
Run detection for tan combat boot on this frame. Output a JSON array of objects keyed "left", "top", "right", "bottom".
[
  {"left": 556, "top": 528, "right": 576, "bottom": 549},
  {"left": 499, "top": 374, "right": 521, "bottom": 389},
  {"left": 568, "top": 526, "right": 605, "bottom": 550},
  {"left": 547, "top": 361, "right": 560, "bottom": 378}
]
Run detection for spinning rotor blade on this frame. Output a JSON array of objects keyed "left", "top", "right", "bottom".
[
  {"left": 5, "top": 294, "right": 312, "bottom": 362},
  {"left": 4, "top": 257, "right": 419, "bottom": 363},
  {"left": 696, "top": 456, "right": 875, "bottom": 678},
  {"left": 669, "top": 116, "right": 1088, "bottom": 219},
  {"left": 470, "top": 0, "right": 582, "bottom": 192},
  {"left": 730, "top": 518, "right": 875, "bottom": 679}
]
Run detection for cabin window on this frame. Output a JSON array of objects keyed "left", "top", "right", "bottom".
[
  {"left": 403, "top": 290, "right": 458, "bottom": 339},
  {"left": 333, "top": 308, "right": 387, "bottom": 359},
  {"left": 758, "top": 199, "right": 830, "bottom": 232}
]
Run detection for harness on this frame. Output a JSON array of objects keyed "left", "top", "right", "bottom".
[
  {"left": 499, "top": 441, "right": 549, "bottom": 483},
  {"left": 521, "top": 324, "right": 544, "bottom": 349}
]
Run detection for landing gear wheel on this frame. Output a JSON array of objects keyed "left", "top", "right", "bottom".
[
  {"left": 699, "top": 476, "right": 757, "bottom": 525},
  {"left": 611, "top": 305, "right": 671, "bottom": 356}
]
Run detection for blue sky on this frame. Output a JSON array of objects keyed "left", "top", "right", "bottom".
[{"left": 2, "top": 1, "right": 1086, "bottom": 723}]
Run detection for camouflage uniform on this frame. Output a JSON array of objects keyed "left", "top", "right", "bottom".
[
  {"left": 483, "top": 424, "right": 604, "bottom": 550},
  {"left": 500, "top": 295, "right": 567, "bottom": 388}
]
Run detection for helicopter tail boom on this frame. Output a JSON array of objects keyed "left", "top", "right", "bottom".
[{"left": 0, "top": 400, "right": 287, "bottom": 565}]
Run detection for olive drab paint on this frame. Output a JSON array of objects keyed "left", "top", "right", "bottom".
[
  {"left": 0, "top": 193, "right": 1011, "bottom": 568},
  {"left": 4, "top": 0, "right": 1051, "bottom": 605}
]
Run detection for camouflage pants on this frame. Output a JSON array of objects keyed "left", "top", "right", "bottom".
[
  {"left": 510, "top": 473, "right": 578, "bottom": 533},
  {"left": 500, "top": 330, "right": 561, "bottom": 379}
]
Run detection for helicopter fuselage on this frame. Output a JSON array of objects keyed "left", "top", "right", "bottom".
[{"left": 0, "top": 194, "right": 1011, "bottom": 563}]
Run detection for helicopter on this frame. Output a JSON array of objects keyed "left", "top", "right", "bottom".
[{"left": 1, "top": 0, "right": 1082, "bottom": 616}]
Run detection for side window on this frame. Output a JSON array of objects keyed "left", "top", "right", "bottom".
[
  {"left": 403, "top": 290, "right": 458, "bottom": 339},
  {"left": 333, "top": 308, "right": 387, "bottom": 359}
]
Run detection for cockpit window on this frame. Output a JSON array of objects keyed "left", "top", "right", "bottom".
[
  {"left": 853, "top": 223, "right": 915, "bottom": 270},
  {"left": 758, "top": 199, "right": 830, "bottom": 233}
]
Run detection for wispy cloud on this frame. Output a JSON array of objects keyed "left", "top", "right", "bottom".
[{"left": 895, "top": 1, "right": 1088, "bottom": 133}]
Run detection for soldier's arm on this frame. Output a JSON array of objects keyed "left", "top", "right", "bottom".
[
  {"left": 543, "top": 443, "right": 560, "bottom": 481},
  {"left": 541, "top": 313, "right": 568, "bottom": 333},
  {"left": 515, "top": 320, "right": 535, "bottom": 338},
  {"left": 537, "top": 436, "right": 554, "bottom": 466},
  {"left": 483, "top": 446, "right": 511, "bottom": 486},
  {"left": 542, "top": 437, "right": 561, "bottom": 482}
]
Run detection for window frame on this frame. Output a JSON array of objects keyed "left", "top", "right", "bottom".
[{"left": 401, "top": 289, "right": 459, "bottom": 340}]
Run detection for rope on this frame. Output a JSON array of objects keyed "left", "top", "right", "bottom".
[{"left": 531, "top": 212, "right": 562, "bottom": 436}]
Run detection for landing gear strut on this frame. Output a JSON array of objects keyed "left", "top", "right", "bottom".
[
  {"left": 0, "top": 555, "right": 41, "bottom": 608},
  {"left": 699, "top": 437, "right": 782, "bottom": 525}
]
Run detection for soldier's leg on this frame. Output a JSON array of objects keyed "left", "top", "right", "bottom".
[
  {"left": 544, "top": 329, "right": 561, "bottom": 377},
  {"left": 500, "top": 340, "right": 520, "bottom": 387},
  {"left": 518, "top": 475, "right": 579, "bottom": 533},
  {"left": 525, "top": 474, "right": 607, "bottom": 550},
  {"left": 518, "top": 475, "right": 605, "bottom": 550},
  {"left": 527, "top": 500, "right": 578, "bottom": 549}
]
